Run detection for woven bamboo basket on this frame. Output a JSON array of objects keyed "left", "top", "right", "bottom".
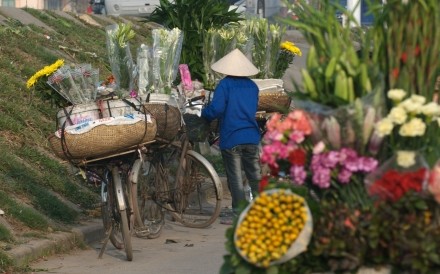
[
  {"left": 141, "top": 103, "right": 182, "bottom": 141},
  {"left": 258, "top": 92, "right": 291, "bottom": 113},
  {"left": 49, "top": 118, "right": 157, "bottom": 160},
  {"left": 253, "top": 79, "right": 291, "bottom": 113}
]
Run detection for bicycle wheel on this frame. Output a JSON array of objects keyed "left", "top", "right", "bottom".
[
  {"left": 131, "top": 159, "right": 164, "bottom": 239},
  {"left": 169, "top": 150, "right": 223, "bottom": 228},
  {"left": 111, "top": 167, "right": 133, "bottom": 261},
  {"left": 101, "top": 172, "right": 124, "bottom": 250}
]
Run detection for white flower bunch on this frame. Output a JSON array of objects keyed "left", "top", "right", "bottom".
[{"left": 375, "top": 89, "right": 440, "bottom": 138}]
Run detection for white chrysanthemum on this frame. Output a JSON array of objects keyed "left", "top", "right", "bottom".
[
  {"left": 421, "top": 102, "right": 440, "bottom": 117},
  {"left": 387, "top": 89, "right": 406, "bottom": 101},
  {"left": 388, "top": 107, "right": 407, "bottom": 125},
  {"left": 400, "top": 99, "right": 422, "bottom": 114},
  {"left": 410, "top": 94, "right": 427, "bottom": 105},
  {"left": 375, "top": 118, "right": 394, "bottom": 137},
  {"left": 399, "top": 118, "right": 426, "bottom": 137},
  {"left": 397, "top": 150, "right": 416, "bottom": 168}
]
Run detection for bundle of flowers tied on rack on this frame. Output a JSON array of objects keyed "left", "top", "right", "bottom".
[{"left": 27, "top": 22, "right": 187, "bottom": 162}]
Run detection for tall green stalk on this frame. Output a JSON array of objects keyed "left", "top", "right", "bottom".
[{"left": 369, "top": 0, "right": 440, "bottom": 100}]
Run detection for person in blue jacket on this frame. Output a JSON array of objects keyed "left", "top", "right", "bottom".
[{"left": 202, "top": 48, "right": 261, "bottom": 217}]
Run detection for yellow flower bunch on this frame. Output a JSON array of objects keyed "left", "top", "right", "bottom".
[
  {"left": 234, "top": 189, "right": 308, "bottom": 267},
  {"left": 281, "top": 41, "right": 302, "bottom": 57},
  {"left": 26, "top": 59, "right": 64, "bottom": 89},
  {"left": 273, "top": 41, "right": 302, "bottom": 78}
]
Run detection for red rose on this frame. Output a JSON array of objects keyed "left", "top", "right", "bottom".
[{"left": 288, "top": 148, "right": 306, "bottom": 166}]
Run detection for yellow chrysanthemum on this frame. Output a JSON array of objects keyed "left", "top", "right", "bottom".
[
  {"left": 280, "top": 41, "right": 302, "bottom": 56},
  {"left": 26, "top": 59, "right": 64, "bottom": 89}
]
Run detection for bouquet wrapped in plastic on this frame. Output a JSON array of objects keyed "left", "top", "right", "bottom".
[
  {"left": 151, "top": 27, "right": 183, "bottom": 94},
  {"left": 105, "top": 23, "right": 136, "bottom": 94}
]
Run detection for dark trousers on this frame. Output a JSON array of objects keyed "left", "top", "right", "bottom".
[{"left": 221, "top": 144, "right": 261, "bottom": 212}]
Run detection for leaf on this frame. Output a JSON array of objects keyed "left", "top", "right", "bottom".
[
  {"left": 266, "top": 266, "right": 279, "bottom": 274},
  {"left": 429, "top": 253, "right": 440, "bottom": 264},
  {"left": 414, "top": 199, "right": 428, "bottom": 210},
  {"left": 219, "top": 256, "right": 234, "bottom": 274},
  {"left": 236, "top": 264, "right": 252, "bottom": 274}
]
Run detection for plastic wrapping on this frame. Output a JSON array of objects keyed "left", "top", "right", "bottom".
[
  {"left": 47, "top": 69, "right": 86, "bottom": 104},
  {"left": 364, "top": 150, "right": 429, "bottom": 202},
  {"left": 76, "top": 63, "right": 99, "bottom": 101},
  {"left": 294, "top": 87, "right": 386, "bottom": 155},
  {"left": 137, "top": 44, "right": 150, "bottom": 95},
  {"left": 151, "top": 28, "right": 183, "bottom": 94},
  {"left": 105, "top": 24, "right": 135, "bottom": 94}
]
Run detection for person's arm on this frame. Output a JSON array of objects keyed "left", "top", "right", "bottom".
[{"left": 201, "top": 82, "right": 227, "bottom": 122}]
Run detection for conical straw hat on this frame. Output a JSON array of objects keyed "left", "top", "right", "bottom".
[{"left": 211, "top": 49, "right": 259, "bottom": 77}]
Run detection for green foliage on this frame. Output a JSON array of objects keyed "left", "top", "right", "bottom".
[
  {"left": 221, "top": 183, "right": 440, "bottom": 273},
  {"left": 368, "top": 0, "right": 440, "bottom": 100},
  {"left": 0, "top": 250, "right": 13, "bottom": 273},
  {"left": 149, "top": 0, "right": 243, "bottom": 81},
  {"left": 0, "top": 224, "right": 13, "bottom": 242},
  {"left": 0, "top": 190, "right": 49, "bottom": 230},
  {"left": 279, "top": 0, "right": 381, "bottom": 108}
]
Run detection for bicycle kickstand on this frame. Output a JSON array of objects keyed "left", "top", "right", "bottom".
[{"left": 98, "top": 226, "right": 113, "bottom": 259}]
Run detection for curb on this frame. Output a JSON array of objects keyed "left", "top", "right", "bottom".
[{"left": 8, "top": 219, "right": 104, "bottom": 267}]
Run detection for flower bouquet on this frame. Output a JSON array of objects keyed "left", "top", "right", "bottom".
[
  {"left": 272, "top": 41, "right": 302, "bottom": 79},
  {"left": 26, "top": 59, "right": 68, "bottom": 106},
  {"left": 137, "top": 44, "right": 150, "bottom": 95},
  {"left": 151, "top": 27, "right": 183, "bottom": 94},
  {"left": 261, "top": 110, "right": 378, "bottom": 207},
  {"left": 105, "top": 23, "right": 136, "bottom": 94}
]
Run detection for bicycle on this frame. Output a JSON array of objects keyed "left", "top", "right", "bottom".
[
  {"left": 130, "top": 97, "right": 223, "bottom": 235},
  {"left": 82, "top": 150, "right": 145, "bottom": 261}
]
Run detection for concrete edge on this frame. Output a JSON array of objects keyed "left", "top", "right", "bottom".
[{"left": 8, "top": 219, "right": 105, "bottom": 267}]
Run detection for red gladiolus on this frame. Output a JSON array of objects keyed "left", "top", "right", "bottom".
[
  {"left": 288, "top": 148, "right": 306, "bottom": 166},
  {"left": 259, "top": 176, "right": 269, "bottom": 193},
  {"left": 392, "top": 68, "right": 400, "bottom": 79},
  {"left": 414, "top": 45, "right": 421, "bottom": 56},
  {"left": 401, "top": 52, "right": 408, "bottom": 63}
]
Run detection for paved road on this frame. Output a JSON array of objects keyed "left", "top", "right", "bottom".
[
  {"left": 29, "top": 175, "right": 233, "bottom": 274},
  {"left": 30, "top": 217, "right": 230, "bottom": 274}
]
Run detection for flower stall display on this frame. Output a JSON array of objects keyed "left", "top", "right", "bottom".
[
  {"left": 220, "top": 0, "right": 440, "bottom": 274},
  {"left": 260, "top": 110, "right": 378, "bottom": 207}
]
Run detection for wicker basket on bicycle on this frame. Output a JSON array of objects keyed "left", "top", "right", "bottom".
[
  {"left": 182, "top": 113, "right": 213, "bottom": 143},
  {"left": 254, "top": 79, "right": 291, "bottom": 113},
  {"left": 49, "top": 114, "right": 157, "bottom": 161},
  {"left": 141, "top": 102, "right": 182, "bottom": 141}
]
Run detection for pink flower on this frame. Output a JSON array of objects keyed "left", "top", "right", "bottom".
[
  {"left": 288, "top": 130, "right": 306, "bottom": 144},
  {"left": 312, "top": 167, "right": 331, "bottom": 188},
  {"left": 338, "top": 168, "right": 353, "bottom": 184},
  {"left": 429, "top": 161, "right": 440, "bottom": 203},
  {"left": 290, "top": 165, "right": 307, "bottom": 185},
  {"left": 356, "top": 157, "right": 378, "bottom": 172},
  {"left": 313, "top": 141, "right": 326, "bottom": 154},
  {"left": 129, "top": 90, "right": 137, "bottom": 98}
]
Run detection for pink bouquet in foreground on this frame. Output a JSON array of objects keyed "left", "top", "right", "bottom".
[{"left": 261, "top": 110, "right": 379, "bottom": 202}]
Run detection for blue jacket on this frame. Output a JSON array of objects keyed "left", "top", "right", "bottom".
[{"left": 202, "top": 76, "right": 260, "bottom": 149}]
